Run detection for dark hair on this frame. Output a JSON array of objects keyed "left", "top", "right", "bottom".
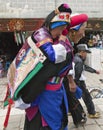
[{"left": 43, "top": 11, "right": 55, "bottom": 28}]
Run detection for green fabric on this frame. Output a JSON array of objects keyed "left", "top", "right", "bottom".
[
  {"left": 4, "top": 95, "right": 11, "bottom": 107},
  {"left": 4, "top": 100, "right": 9, "bottom": 107},
  {"left": 13, "top": 62, "right": 43, "bottom": 100}
]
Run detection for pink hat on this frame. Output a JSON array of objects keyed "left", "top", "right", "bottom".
[
  {"left": 69, "top": 13, "right": 88, "bottom": 28},
  {"left": 62, "top": 13, "right": 88, "bottom": 35}
]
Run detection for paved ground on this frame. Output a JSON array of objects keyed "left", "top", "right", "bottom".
[{"left": 0, "top": 70, "right": 103, "bottom": 130}]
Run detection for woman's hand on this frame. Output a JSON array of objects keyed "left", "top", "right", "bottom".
[
  {"left": 67, "top": 75, "right": 77, "bottom": 92},
  {"left": 59, "top": 35, "right": 67, "bottom": 42}
]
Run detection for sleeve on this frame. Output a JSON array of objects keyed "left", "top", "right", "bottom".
[
  {"left": 68, "top": 62, "right": 75, "bottom": 77},
  {"left": 74, "top": 61, "right": 83, "bottom": 84},
  {"left": 32, "top": 29, "right": 68, "bottom": 64},
  {"left": 40, "top": 41, "right": 67, "bottom": 63},
  {"left": 14, "top": 97, "right": 30, "bottom": 110},
  {"left": 84, "top": 64, "right": 96, "bottom": 73}
]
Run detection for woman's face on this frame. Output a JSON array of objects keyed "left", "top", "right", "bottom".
[
  {"left": 50, "top": 25, "right": 67, "bottom": 39},
  {"left": 73, "top": 22, "right": 87, "bottom": 43}
]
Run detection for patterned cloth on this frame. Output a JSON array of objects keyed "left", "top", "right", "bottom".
[{"left": 7, "top": 36, "right": 46, "bottom": 100}]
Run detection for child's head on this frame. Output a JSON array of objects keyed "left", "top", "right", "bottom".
[{"left": 77, "top": 44, "right": 91, "bottom": 60}]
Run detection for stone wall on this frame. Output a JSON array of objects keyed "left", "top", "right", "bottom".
[
  {"left": 0, "top": 0, "right": 103, "bottom": 18},
  {"left": 85, "top": 48, "right": 103, "bottom": 71}
]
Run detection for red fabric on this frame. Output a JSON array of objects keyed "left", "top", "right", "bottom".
[
  {"left": 62, "top": 29, "right": 68, "bottom": 36},
  {"left": 25, "top": 106, "right": 39, "bottom": 121},
  {"left": 3, "top": 104, "right": 11, "bottom": 128},
  {"left": 41, "top": 116, "right": 48, "bottom": 127},
  {"left": 62, "top": 14, "right": 88, "bottom": 36},
  {"left": 3, "top": 84, "right": 14, "bottom": 129},
  {"left": 45, "top": 83, "right": 61, "bottom": 91},
  {"left": 70, "top": 14, "right": 88, "bottom": 28},
  {"left": 8, "top": 99, "right": 14, "bottom": 104}
]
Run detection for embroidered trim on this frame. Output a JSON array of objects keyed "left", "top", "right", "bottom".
[
  {"left": 36, "top": 38, "right": 53, "bottom": 47},
  {"left": 45, "top": 83, "right": 61, "bottom": 91},
  {"left": 51, "top": 12, "right": 71, "bottom": 23},
  {"left": 49, "top": 77, "right": 63, "bottom": 84}
]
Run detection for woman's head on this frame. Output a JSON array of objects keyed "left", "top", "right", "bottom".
[
  {"left": 70, "top": 21, "right": 87, "bottom": 43},
  {"left": 63, "top": 13, "right": 88, "bottom": 43},
  {"left": 43, "top": 3, "right": 72, "bottom": 39}
]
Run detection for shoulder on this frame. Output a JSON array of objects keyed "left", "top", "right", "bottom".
[
  {"left": 32, "top": 27, "right": 52, "bottom": 42},
  {"left": 74, "top": 54, "right": 82, "bottom": 63}
]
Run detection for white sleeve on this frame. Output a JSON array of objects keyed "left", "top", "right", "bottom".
[
  {"left": 68, "top": 62, "right": 75, "bottom": 79},
  {"left": 52, "top": 44, "right": 67, "bottom": 63},
  {"left": 14, "top": 98, "right": 30, "bottom": 110},
  {"left": 68, "top": 69, "right": 74, "bottom": 76}
]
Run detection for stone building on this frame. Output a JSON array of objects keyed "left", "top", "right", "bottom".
[
  {"left": 0, "top": 0, "right": 103, "bottom": 31},
  {"left": 0, "top": 0, "right": 103, "bottom": 18},
  {"left": 0, "top": 0, "right": 103, "bottom": 70}
]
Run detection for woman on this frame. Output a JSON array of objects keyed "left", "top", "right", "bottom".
[
  {"left": 63, "top": 13, "right": 88, "bottom": 127},
  {"left": 13, "top": 3, "right": 73, "bottom": 130}
]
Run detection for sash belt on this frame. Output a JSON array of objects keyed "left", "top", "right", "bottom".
[{"left": 45, "top": 83, "right": 62, "bottom": 91}]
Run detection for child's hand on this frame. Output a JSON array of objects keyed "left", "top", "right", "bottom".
[{"left": 96, "top": 70, "right": 100, "bottom": 74}]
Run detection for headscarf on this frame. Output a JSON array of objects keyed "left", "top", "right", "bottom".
[
  {"left": 70, "top": 13, "right": 88, "bottom": 31},
  {"left": 62, "top": 13, "right": 88, "bottom": 35},
  {"left": 43, "top": 3, "right": 72, "bottom": 30}
]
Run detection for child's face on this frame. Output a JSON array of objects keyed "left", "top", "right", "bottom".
[{"left": 81, "top": 51, "right": 87, "bottom": 60}]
